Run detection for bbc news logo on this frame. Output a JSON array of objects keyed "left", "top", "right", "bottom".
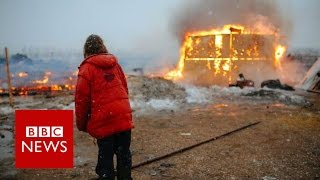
[
  {"left": 22, "top": 126, "right": 67, "bottom": 153},
  {"left": 15, "top": 110, "right": 73, "bottom": 168}
]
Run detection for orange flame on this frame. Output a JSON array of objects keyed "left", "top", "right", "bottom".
[
  {"left": 33, "top": 71, "right": 52, "bottom": 84},
  {"left": 275, "top": 45, "right": 286, "bottom": 68},
  {"left": 18, "top": 72, "right": 28, "bottom": 78}
]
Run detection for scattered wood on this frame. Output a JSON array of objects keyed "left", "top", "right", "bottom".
[{"left": 0, "top": 115, "right": 8, "bottom": 121}]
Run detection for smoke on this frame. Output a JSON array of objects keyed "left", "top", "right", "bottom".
[
  {"left": 278, "top": 57, "right": 308, "bottom": 85},
  {"left": 170, "top": 0, "right": 292, "bottom": 41}
]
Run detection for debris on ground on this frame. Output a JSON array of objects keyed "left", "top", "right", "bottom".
[
  {"left": 261, "top": 79, "right": 295, "bottom": 91},
  {"left": 229, "top": 73, "right": 255, "bottom": 89},
  {"left": 244, "top": 89, "right": 311, "bottom": 106}
]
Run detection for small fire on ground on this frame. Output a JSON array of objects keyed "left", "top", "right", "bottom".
[{"left": 0, "top": 70, "right": 78, "bottom": 96}]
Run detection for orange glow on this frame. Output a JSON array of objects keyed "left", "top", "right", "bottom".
[
  {"left": 18, "top": 72, "right": 28, "bottom": 78},
  {"left": 164, "top": 38, "right": 189, "bottom": 79},
  {"left": 275, "top": 45, "right": 286, "bottom": 68},
  {"left": 51, "top": 85, "right": 62, "bottom": 91},
  {"left": 222, "top": 62, "right": 230, "bottom": 72},
  {"left": 33, "top": 71, "right": 52, "bottom": 84},
  {"left": 27, "top": 71, "right": 76, "bottom": 93},
  {"left": 215, "top": 35, "right": 223, "bottom": 48},
  {"left": 33, "top": 76, "right": 49, "bottom": 84}
]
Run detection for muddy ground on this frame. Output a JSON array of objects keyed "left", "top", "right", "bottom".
[{"left": 0, "top": 79, "right": 320, "bottom": 180}]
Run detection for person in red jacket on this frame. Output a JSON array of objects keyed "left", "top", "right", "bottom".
[{"left": 75, "top": 34, "right": 134, "bottom": 180}]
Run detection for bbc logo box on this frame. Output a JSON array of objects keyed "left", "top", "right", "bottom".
[{"left": 15, "top": 110, "right": 74, "bottom": 168}]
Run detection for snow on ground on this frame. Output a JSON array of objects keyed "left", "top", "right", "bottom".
[
  {"left": 0, "top": 106, "right": 14, "bottom": 115},
  {"left": 131, "top": 98, "right": 178, "bottom": 112},
  {"left": 185, "top": 86, "right": 213, "bottom": 103},
  {"left": 61, "top": 102, "right": 75, "bottom": 110},
  {"left": 184, "top": 85, "right": 256, "bottom": 104}
]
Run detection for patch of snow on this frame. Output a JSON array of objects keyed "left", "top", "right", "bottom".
[
  {"left": 262, "top": 176, "right": 277, "bottom": 180},
  {"left": 185, "top": 86, "right": 212, "bottom": 103},
  {"left": 210, "top": 85, "right": 256, "bottom": 96},
  {"left": 278, "top": 94, "right": 308, "bottom": 106},
  {"left": 62, "top": 102, "right": 75, "bottom": 110},
  {"left": 14, "top": 101, "right": 44, "bottom": 109},
  {"left": 184, "top": 85, "right": 256, "bottom": 104},
  {"left": 147, "top": 99, "right": 177, "bottom": 109},
  {"left": 131, "top": 98, "right": 178, "bottom": 111},
  {"left": 0, "top": 106, "right": 14, "bottom": 115}
]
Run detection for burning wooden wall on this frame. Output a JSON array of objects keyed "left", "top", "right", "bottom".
[{"left": 165, "top": 25, "right": 286, "bottom": 86}]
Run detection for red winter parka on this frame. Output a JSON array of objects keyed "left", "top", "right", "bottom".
[{"left": 75, "top": 53, "right": 134, "bottom": 139}]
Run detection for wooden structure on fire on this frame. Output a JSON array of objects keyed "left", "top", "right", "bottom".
[{"left": 183, "top": 28, "right": 277, "bottom": 86}]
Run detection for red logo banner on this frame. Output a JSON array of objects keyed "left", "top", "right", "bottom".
[{"left": 15, "top": 110, "right": 74, "bottom": 168}]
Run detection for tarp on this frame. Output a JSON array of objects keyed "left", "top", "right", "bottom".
[{"left": 298, "top": 58, "right": 320, "bottom": 93}]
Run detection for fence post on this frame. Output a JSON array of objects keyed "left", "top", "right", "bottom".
[{"left": 5, "top": 47, "right": 14, "bottom": 107}]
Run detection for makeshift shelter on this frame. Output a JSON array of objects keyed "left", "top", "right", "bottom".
[{"left": 298, "top": 58, "right": 320, "bottom": 93}]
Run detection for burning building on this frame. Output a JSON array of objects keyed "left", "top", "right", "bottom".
[
  {"left": 163, "top": 0, "right": 292, "bottom": 86},
  {"left": 165, "top": 24, "right": 286, "bottom": 86}
]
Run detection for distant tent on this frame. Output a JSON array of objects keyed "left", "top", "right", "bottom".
[{"left": 298, "top": 58, "right": 320, "bottom": 93}]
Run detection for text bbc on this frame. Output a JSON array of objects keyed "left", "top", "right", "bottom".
[{"left": 26, "top": 126, "right": 63, "bottom": 137}]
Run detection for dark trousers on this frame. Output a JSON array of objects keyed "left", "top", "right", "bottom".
[{"left": 96, "top": 130, "right": 132, "bottom": 180}]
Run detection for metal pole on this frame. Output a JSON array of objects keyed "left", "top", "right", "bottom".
[
  {"left": 5, "top": 47, "right": 14, "bottom": 107},
  {"left": 132, "top": 121, "right": 261, "bottom": 169}
]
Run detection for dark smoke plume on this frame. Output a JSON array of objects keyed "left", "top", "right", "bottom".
[{"left": 170, "top": 0, "right": 292, "bottom": 41}]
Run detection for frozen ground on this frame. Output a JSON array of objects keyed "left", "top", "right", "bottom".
[{"left": 0, "top": 75, "right": 319, "bottom": 179}]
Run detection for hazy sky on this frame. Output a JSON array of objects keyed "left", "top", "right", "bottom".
[
  {"left": 0, "top": 0, "right": 319, "bottom": 55},
  {"left": 0, "top": 0, "right": 182, "bottom": 54}
]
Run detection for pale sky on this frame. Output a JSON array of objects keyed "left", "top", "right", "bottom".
[
  {"left": 0, "top": 0, "right": 182, "bottom": 55},
  {"left": 0, "top": 0, "right": 319, "bottom": 55}
]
